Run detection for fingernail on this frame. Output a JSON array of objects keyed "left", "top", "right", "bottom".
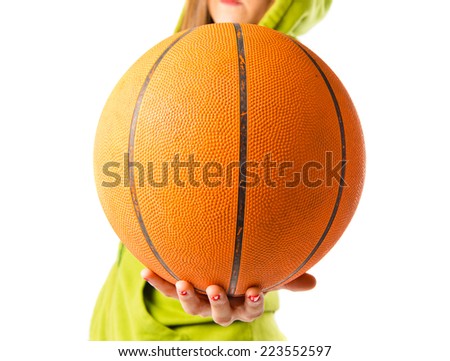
[
  {"left": 249, "top": 295, "right": 260, "bottom": 303},
  {"left": 179, "top": 290, "right": 188, "bottom": 296},
  {"left": 210, "top": 294, "right": 221, "bottom": 301}
]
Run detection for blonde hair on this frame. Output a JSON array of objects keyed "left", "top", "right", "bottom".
[{"left": 180, "top": 0, "right": 214, "bottom": 30}]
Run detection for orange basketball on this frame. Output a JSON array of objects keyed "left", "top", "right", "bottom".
[{"left": 94, "top": 24, "right": 365, "bottom": 296}]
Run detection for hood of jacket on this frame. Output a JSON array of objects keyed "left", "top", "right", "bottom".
[{"left": 175, "top": 0, "right": 332, "bottom": 37}]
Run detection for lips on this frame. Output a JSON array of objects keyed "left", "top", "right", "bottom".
[{"left": 220, "top": 0, "right": 241, "bottom": 5}]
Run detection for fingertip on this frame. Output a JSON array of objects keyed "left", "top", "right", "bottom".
[
  {"left": 303, "top": 273, "right": 317, "bottom": 289},
  {"left": 206, "top": 284, "right": 224, "bottom": 295},
  {"left": 175, "top": 280, "right": 193, "bottom": 296},
  {"left": 248, "top": 294, "right": 261, "bottom": 303},
  {"left": 140, "top": 268, "right": 153, "bottom": 281},
  {"left": 283, "top": 272, "right": 317, "bottom": 292},
  {"left": 206, "top": 285, "right": 227, "bottom": 304},
  {"left": 245, "top": 287, "right": 263, "bottom": 304},
  {"left": 175, "top": 280, "right": 191, "bottom": 289}
]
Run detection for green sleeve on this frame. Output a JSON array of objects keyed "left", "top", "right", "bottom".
[{"left": 259, "top": 0, "right": 333, "bottom": 37}]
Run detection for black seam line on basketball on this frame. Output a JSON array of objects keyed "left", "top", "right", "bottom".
[
  {"left": 128, "top": 28, "right": 195, "bottom": 283},
  {"left": 266, "top": 39, "right": 348, "bottom": 291},
  {"left": 228, "top": 23, "right": 248, "bottom": 296}
]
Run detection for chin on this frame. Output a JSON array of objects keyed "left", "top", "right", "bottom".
[{"left": 213, "top": 9, "right": 250, "bottom": 24}]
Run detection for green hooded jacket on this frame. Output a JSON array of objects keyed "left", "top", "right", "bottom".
[{"left": 90, "top": 0, "right": 332, "bottom": 341}]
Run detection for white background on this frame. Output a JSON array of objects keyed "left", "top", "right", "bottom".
[{"left": 1, "top": 0, "right": 449, "bottom": 360}]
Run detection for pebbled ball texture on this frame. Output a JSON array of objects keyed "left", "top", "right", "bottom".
[{"left": 94, "top": 24, "right": 365, "bottom": 296}]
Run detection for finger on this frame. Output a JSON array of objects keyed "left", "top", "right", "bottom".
[
  {"left": 176, "top": 281, "right": 211, "bottom": 318},
  {"left": 240, "top": 287, "right": 264, "bottom": 322},
  {"left": 282, "top": 273, "right": 317, "bottom": 292},
  {"left": 206, "top": 285, "right": 233, "bottom": 326},
  {"left": 141, "top": 269, "right": 178, "bottom": 299}
]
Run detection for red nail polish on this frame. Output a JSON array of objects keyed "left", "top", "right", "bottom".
[
  {"left": 179, "top": 290, "right": 188, "bottom": 296},
  {"left": 249, "top": 295, "right": 260, "bottom": 303},
  {"left": 211, "top": 294, "right": 221, "bottom": 301}
]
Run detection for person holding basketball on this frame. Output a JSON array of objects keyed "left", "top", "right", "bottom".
[{"left": 90, "top": 0, "right": 332, "bottom": 341}]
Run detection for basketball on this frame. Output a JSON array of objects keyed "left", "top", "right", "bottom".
[{"left": 94, "top": 23, "right": 365, "bottom": 296}]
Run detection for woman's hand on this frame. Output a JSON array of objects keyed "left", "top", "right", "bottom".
[{"left": 141, "top": 269, "right": 316, "bottom": 327}]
